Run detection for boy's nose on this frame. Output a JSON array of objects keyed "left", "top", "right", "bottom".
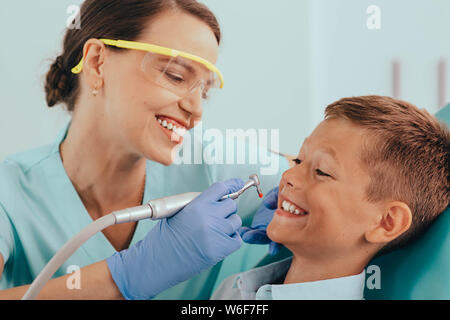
[{"left": 282, "top": 167, "right": 303, "bottom": 190}]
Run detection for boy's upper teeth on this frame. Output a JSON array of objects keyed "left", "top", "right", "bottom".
[{"left": 282, "top": 200, "right": 307, "bottom": 215}]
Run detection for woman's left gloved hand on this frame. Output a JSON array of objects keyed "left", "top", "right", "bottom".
[{"left": 238, "top": 186, "right": 282, "bottom": 255}]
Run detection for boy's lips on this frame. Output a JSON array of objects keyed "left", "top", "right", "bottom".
[{"left": 276, "top": 194, "right": 309, "bottom": 218}]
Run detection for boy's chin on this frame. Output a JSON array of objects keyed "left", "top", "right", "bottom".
[
  {"left": 266, "top": 222, "right": 288, "bottom": 245},
  {"left": 267, "top": 222, "right": 309, "bottom": 253}
]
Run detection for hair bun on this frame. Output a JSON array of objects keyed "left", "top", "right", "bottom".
[{"left": 45, "top": 55, "right": 73, "bottom": 107}]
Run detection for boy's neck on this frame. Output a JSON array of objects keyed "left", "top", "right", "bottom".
[{"left": 283, "top": 253, "right": 368, "bottom": 284}]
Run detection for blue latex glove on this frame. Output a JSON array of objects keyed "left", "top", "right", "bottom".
[
  {"left": 239, "top": 186, "right": 282, "bottom": 255},
  {"left": 106, "top": 178, "right": 245, "bottom": 300}
]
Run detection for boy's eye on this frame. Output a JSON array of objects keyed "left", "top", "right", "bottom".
[
  {"left": 293, "top": 158, "right": 332, "bottom": 178},
  {"left": 316, "top": 169, "right": 331, "bottom": 177}
]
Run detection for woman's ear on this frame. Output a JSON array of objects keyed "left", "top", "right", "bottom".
[
  {"left": 365, "top": 201, "right": 412, "bottom": 245},
  {"left": 81, "top": 39, "right": 106, "bottom": 90}
]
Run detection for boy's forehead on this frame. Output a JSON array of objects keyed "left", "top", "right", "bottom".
[{"left": 302, "top": 119, "right": 366, "bottom": 159}]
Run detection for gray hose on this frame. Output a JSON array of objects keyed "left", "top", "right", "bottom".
[{"left": 21, "top": 214, "right": 116, "bottom": 300}]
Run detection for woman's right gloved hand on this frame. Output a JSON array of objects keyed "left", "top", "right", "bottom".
[{"left": 106, "top": 178, "right": 245, "bottom": 300}]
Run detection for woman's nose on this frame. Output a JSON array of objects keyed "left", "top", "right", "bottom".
[{"left": 178, "top": 91, "right": 203, "bottom": 122}]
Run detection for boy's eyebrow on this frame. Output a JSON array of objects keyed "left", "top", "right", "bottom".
[
  {"left": 320, "top": 146, "right": 340, "bottom": 166},
  {"left": 303, "top": 138, "right": 340, "bottom": 166}
]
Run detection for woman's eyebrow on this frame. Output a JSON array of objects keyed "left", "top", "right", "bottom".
[
  {"left": 173, "top": 59, "right": 196, "bottom": 75},
  {"left": 156, "top": 56, "right": 197, "bottom": 75}
]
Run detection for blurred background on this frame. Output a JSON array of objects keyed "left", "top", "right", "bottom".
[{"left": 1, "top": 0, "right": 449, "bottom": 160}]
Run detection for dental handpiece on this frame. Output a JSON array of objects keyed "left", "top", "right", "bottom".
[
  {"left": 22, "top": 174, "right": 263, "bottom": 300},
  {"left": 114, "top": 174, "right": 264, "bottom": 222}
]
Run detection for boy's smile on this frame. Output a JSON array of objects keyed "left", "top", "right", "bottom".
[{"left": 278, "top": 193, "right": 309, "bottom": 216}]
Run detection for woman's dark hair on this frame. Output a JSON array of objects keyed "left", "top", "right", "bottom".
[{"left": 45, "top": 0, "right": 221, "bottom": 111}]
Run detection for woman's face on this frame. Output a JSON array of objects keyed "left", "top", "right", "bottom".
[{"left": 100, "top": 11, "right": 219, "bottom": 165}]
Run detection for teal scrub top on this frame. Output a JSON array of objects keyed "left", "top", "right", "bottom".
[{"left": 0, "top": 121, "right": 289, "bottom": 299}]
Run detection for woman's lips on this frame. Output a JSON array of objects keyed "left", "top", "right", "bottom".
[
  {"left": 156, "top": 115, "right": 189, "bottom": 129},
  {"left": 155, "top": 115, "right": 187, "bottom": 144}
]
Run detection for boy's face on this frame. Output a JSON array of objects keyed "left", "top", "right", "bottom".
[{"left": 267, "top": 118, "right": 382, "bottom": 261}]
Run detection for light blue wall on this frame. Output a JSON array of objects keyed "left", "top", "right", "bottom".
[
  {"left": 201, "top": 0, "right": 311, "bottom": 155},
  {"left": 308, "top": 0, "right": 450, "bottom": 126},
  {"left": 0, "top": 1, "right": 82, "bottom": 161},
  {"left": 1, "top": 1, "right": 449, "bottom": 161}
]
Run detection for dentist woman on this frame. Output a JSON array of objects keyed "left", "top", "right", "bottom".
[{"left": 0, "top": 0, "right": 287, "bottom": 299}]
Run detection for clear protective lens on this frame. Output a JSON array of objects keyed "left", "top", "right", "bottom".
[{"left": 141, "top": 52, "right": 221, "bottom": 99}]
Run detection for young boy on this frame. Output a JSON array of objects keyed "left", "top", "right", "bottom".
[{"left": 212, "top": 95, "right": 450, "bottom": 300}]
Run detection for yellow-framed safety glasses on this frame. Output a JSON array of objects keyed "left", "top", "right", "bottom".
[{"left": 71, "top": 39, "right": 224, "bottom": 99}]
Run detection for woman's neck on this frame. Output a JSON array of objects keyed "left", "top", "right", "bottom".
[{"left": 60, "top": 108, "right": 147, "bottom": 218}]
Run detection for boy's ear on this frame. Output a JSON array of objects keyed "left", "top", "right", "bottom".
[{"left": 365, "top": 201, "right": 412, "bottom": 244}]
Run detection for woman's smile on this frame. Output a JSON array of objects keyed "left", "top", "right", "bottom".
[{"left": 155, "top": 115, "right": 188, "bottom": 144}]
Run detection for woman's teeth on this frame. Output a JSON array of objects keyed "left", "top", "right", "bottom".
[
  {"left": 281, "top": 200, "right": 308, "bottom": 216},
  {"left": 157, "top": 117, "right": 187, "bottom": 136}
]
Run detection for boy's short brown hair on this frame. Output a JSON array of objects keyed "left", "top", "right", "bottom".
[{"left": 325, "top": 95, "right": 450, "bottom": 255}]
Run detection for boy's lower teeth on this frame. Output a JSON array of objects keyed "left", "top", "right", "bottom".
[{"left": 282, "top": 206, "right": 307, "bottom": 215}]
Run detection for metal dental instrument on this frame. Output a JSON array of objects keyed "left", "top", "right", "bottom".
[
  {"left": 22, "top": 174, "right": 263, "bottom": 300},
  {"left": 220, "top": 174, "right": 263, "bottom": 200}
]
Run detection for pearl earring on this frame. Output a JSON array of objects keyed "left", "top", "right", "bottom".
[{"left": 92, "top": 87, "right": 99, "bottom": 97}]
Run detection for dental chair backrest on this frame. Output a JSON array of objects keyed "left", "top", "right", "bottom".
[{"left": 364, "top": 103, "right": 450, "bottom": 300}]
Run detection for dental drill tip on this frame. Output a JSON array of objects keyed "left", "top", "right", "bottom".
[{"left": 255, "top": 184, "right": 263, "bottom": 199}]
